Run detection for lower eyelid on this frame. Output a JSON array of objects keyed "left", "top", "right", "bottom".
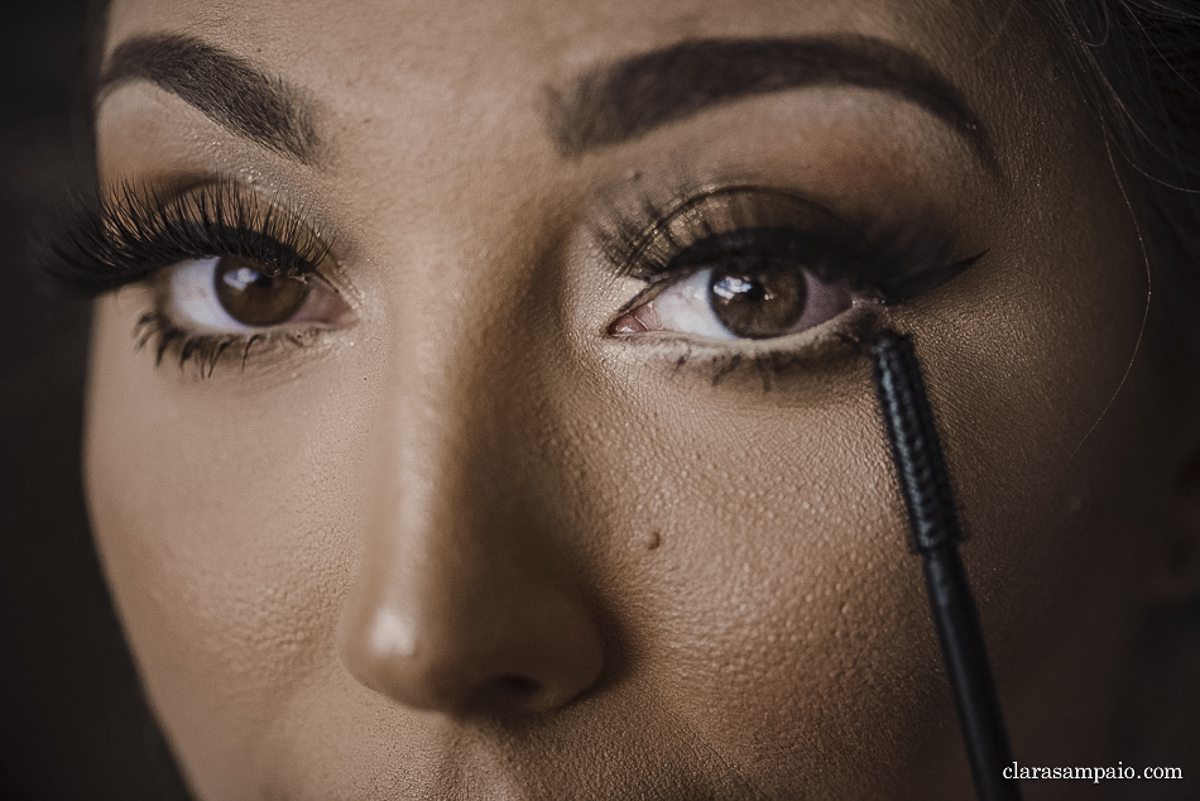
[{"left": 606, "top": 303, "right": 878, "bottom": 388}]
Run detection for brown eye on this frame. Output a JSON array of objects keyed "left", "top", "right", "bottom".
[
  {"left": 213, "top": 256, "right": 311, "bottom": 326},
  {"left": 708, "top": 264, "right": 807, "bottom": 339}
]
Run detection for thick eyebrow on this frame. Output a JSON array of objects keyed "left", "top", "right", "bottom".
[
  {"left": 97, "top": 35, "right": 320, "bottom": 165},
  {"left": 546, "top": 35, "right": 997, "bottom": 173}
]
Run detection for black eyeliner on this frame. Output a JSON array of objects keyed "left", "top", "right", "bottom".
[{"left": 871, "top": 329, "right": 1021, "bottom": 801}]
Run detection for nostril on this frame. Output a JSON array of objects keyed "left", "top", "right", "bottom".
[
  {"left": 460, "top": 673, "right": 545, "bottom": 716},
  {"left": 498, "top": 674, "right": 540, "bottom": 695}
]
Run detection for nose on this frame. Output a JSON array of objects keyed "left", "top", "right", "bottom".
[{"left": 337, "top": 360, "right": 605, "bottom": 719}]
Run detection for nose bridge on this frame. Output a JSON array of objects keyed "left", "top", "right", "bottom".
[
  {"left": 338, "top": 249, "right": 604, "bottom": 716},
  {"left": 369, "top": 258, "right": 553, "bottom": 576},
  {"left": 371, "top": 352, "right": 542, "bottom": 618},
  {"left": 364, "top": 207, "right": 549, "bottom": 565}
]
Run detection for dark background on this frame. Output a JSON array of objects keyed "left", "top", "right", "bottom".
[{"left": 0, "top": 2, "right": 191, "bottom": 798}]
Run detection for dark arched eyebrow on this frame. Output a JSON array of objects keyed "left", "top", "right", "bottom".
[
  {"left": 96, "top": 33, "right": 995, "bottom": 176},
  {"left": 546, "top": 35, "right": 998, "bottom": 174},
  {"left": 97, "top": 35, "right": 320, "bottom": 165}
]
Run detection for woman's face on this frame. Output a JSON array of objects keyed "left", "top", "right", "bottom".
[{"left": 86, "top": 0, "right": 1181, "bottom": 798}]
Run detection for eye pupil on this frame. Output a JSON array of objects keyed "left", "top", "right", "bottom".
[
  {"left": 708, "top": 263, "right": 807, "bottom": 338},
  {"left": 214, "top": 256, "right": 310, "bottom": 326}
]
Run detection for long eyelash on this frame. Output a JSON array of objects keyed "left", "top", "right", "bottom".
[
  {"left": 133, "top": 310, "right": 315, "bottom": 377},
  {"left": 591, "top": 182, "right": 983, "bottom": 304},
  {"left": 35, "top": 180, "right": 330, "bottom": 298}
]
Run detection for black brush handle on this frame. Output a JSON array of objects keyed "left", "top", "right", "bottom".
[
  {"left": 871, "top": 330, "right": 1021, "bottom": 801},
  {"left": 923, "top": 545, "right": 1020, "bottom": 801}
]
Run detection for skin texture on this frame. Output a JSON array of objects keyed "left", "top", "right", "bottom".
[{"left": 84, "top": 0, "right": 1199, "bottom": 798}]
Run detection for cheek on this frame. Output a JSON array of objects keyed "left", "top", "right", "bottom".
[
  {"left": 84, "top": 296, "right": 378, "bottom": 794},
  {"left": 565, "top": 357, "right": 951, "bottom": 795}
]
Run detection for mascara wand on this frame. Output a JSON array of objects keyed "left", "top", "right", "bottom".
[{"left": 870, "top": 330, "right": 1022, "bottom": 801}]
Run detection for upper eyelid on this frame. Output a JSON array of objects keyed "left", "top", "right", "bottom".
[
  {"left": 592, "top": 182, "right": 867, "bottom": 281},
  {"left": 590, "top": 181, "right": 983, "bottom": 317}
]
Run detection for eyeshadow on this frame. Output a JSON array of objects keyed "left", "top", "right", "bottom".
[{"left": 593, "top": 183, "right": 983, "bottom": 305}]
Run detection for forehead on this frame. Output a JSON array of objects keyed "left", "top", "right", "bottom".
[{"left": 104, "top": 0, "right": 999, "bottom": 49}]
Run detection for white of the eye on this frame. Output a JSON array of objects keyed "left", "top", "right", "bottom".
[
  {"left": 166, "top": 256, "right": 254, "bottom": 332},
  {"left": 651, "top": 268, "right": 738, "bottom": 340}
]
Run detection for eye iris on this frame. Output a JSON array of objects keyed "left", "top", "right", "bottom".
[
  {"left": 708, "top": 262, "right": 807, "bottom": 338},
  {"left": 214, "top": 256, "right": 309, "bottom": 326}
]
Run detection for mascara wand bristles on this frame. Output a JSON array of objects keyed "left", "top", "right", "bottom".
[{"left": 871, "top": 330, "right": 963, "bottom": 553}]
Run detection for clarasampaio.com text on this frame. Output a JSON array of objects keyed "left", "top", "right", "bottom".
[{"left": 1003, "top": 763, "right": 1182, "bottom": 783}]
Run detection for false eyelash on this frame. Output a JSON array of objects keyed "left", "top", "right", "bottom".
[
  {"left": 35, "top": 180, "right": 331, "bottom": 298},
  {"left": 590, "top": 181, "right": 983, "bottom": 304}
]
